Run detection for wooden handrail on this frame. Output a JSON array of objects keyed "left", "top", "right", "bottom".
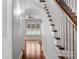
[{"left": 54, "top": 0, "right": 77, "bottom": 29}]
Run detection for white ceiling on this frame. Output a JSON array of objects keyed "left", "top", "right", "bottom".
[{"left": 18, "top": 0, "right": 45, "bottom": 18}]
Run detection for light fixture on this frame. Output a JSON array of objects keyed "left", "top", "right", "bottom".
[{"left": 14, "top": 2, "right": 21, "bottom": 16}]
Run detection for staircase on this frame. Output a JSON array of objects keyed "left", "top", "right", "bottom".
[{"left": 39, "top": 0, "right": 77, "bottom": 59}]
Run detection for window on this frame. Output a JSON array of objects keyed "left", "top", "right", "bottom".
[
  {"left": 27, "top": 24, "right": 30, "bottom": 28},
  {"left": 26, "top": 31, "right": 41, "bottom": 35},
  {"left": 27, "top": 24, "right": 40, "bottom": 29},
  {"left": 36, "top": 24, "right": 40, "bottom": 29},
  {"left": 26, "top": 24, "right": 41, "bottom": 35},
  {"left": 31, "top": 24, "right": 35, "bottom": 28}
]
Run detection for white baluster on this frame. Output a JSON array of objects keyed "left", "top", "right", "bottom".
[
  {"left": 65, "top": 0, "right": 67, "bottom": 4},
  {"left": 69, "top": 22, "right": 72, "bottom": 59},
  {"left": 67, "top": 20, "right": 69, "bottom": 59},
  {"left": 75, "top": 0, "right": 77, "bottom": 15},
  {"left": 67, "top": 0, "right": 69, "bottom": 7},
  {"left": 65, "top": 0, "right": 68, "bottom": 5},
  {"left": 70, "top": 24, "right": 74, "bottom": 59},
  {"left": 74, "top": 28, "right": 77, "bottom": 59},
  {"left": 57, "top": 10, "right": 61, "bottom": 46},
  {"left": 68, "top": 0, "right": 71, "bottom": 9},
  {"left": 64, "top": 15, "right": 67, "bottom": 58},
  {"left": 61, "top": 12, "right": 64, "bottom": 47},
  {"left": 72, "top": 0, "right": 76, "bottom": 12},
  {"left": 70, "top": 0, "right": 73, "bottom": 10},
  {"left": 67, "top": 0, "right": 69, "bottom": 6}
]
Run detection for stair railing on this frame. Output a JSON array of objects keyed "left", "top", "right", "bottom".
[
  {"left": 63, "top": 0, "right": 77, "bottom": 15},
  {"left": 52, "top": 0, "right": 77, "bottom": 59},
  {"left": 40, "top": 0, "right": 77, "bottom": 59}
]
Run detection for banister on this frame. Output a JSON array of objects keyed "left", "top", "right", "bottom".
[{"left": 54, "top": 0, "right": 77, "bottom": 29}]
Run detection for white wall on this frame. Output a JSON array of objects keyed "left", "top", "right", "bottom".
[
  {"left": 42, "top": 14, "right": 59, "bottom": 59},
  {"left": 2, "top": 0, "right": 59, "bottom": 59},
  {"left": 12, "top": 0, "right": 25, "bottom": 58},
  {"left": 2, "top": 0, "right": 12, "bottom": 59}
]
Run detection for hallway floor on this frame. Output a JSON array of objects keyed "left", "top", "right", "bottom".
[{"left": 21, "top": 40, "right": 45, "bottom": 59}]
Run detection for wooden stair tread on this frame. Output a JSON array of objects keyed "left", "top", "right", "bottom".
[
  {"left": 56, "top": 45, "right": 65, "bottom": 50},
  {"left": 47, "top": 11, "right": 50, "bottom": 14},
  {"left": 49, "top": 19, "right": 52, "bottom": 21},
  {"left": 53, "top": 30, "right": 57, "bottom": 32},
  {"left": 55, "top": 37, "right": 60, "bottom": 40},
  {"left": 58, "top": 56, "right": 67, "bottom": 59},
  {"left": 51, "top": 24, "right": 55, "bottom": 26},
  {"left": 45, "top": 9, "right": 48, "bottom": 11},
  {"left": 48, "top": 15, "right": 51, "bottom": 17},
  {"left": 40, "top": 0, "right": 46, "bottom": 2},
  {"left": 44, "top": 7, "right": 47, "bottom": 9}
]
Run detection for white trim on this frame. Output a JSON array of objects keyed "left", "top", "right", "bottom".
[{"left": 18, "top": 50, "right": 23, "bottom": 59}]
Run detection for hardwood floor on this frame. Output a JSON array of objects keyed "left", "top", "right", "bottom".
[{"left": 21, "top": 40, "right": 45, "bottom": 59}]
